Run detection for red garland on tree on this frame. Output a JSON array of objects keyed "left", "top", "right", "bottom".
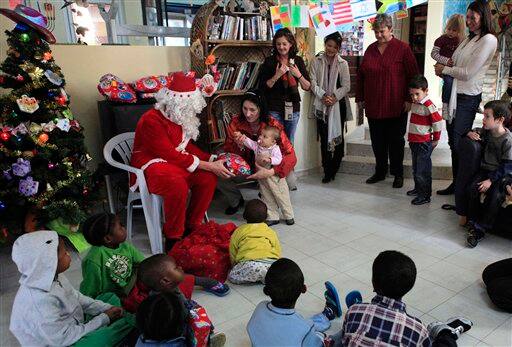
[{"left": 0, "top": 5, "right": 100, "bottom": 242}]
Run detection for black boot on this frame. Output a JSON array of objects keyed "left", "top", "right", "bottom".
[
  {"left": 366, "top": 173, "right": 386, "bottom": 184},
  {"left": 437, "top": 183, "right": 455, "bottom": 195},
  {"left": 392, "top": 176, "right": 404, "bottom": 188}
]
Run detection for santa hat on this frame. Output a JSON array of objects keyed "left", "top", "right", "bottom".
[{"left": 154, "top": 71, "right": 208, "bottom": 141}]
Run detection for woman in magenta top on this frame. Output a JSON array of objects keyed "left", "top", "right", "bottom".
[{"left": 356, "top": 13, "right": 419, "bottom": 188}]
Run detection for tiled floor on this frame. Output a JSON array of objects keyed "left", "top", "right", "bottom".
[{"left": 1, "top": 173, "right": 511, "bottom": 346}]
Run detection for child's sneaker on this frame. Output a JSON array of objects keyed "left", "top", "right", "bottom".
[
  {"left": 209, "top": 332, "right": 226, "bottom": 347},
  {"left": 428, "top": 317, "right": 473, "bottom": 340},
  {"left": 446, "top": 316, "right": 473, "bottom": 335},
  {"left": 204, "top": 282, "right": 230, "bottom": 297},
  {"left": 427, "top": 322, "right": 457, "bottom": 340},
  {"left": 345, "top": 290, "right": 363, "bottom": 309},
  {"left": 322, "top": 281, "right": 342, "bottom": 319}
]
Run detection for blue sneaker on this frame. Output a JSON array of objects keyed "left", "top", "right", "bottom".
[
  {"left": 323, "top": 281, "right": 342, "bottom": 319},
  {"left": 204, "top": 282, "right": 230, "bottom": 297},
  {"left": 345, "top": 290, "right": 363, "bottom": 308}
]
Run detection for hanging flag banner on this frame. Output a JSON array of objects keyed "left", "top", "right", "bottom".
[
  {"left": 330, "top": 0, "right": 354, "bottom": 27},
  {"left": 396, "top": 0, "right": 408, "bottom": 19},
  {"left": 406, "top": 0, "right": 427, "bottom": 7},
  {"left": 270, "top": 5, "right": 291, "bottom": 32},
  {"left": 350, "top": 0, "right": 377, "bottom": 22},
  {"left": 309, "top": 4, "right": 338, "bottom": 38},
  {"left": 291, "top": 5, "right": 310, "bottom": 28},
  {"left": 377, "top": 0, "right": 405, "bottom": 15}
]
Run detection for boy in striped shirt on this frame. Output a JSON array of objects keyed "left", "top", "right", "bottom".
[{"left": 407, "top": 75, "right": 443, "bottom": 205}]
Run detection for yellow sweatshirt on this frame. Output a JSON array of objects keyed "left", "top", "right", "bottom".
[{"left": 229, "top": 223, "right": 281, "bottom": 264}]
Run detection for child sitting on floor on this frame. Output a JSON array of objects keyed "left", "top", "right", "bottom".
[
  {"left": 80, "top": 213, "right": 229, "bottom": 303},
  {"left": 463, "top": 101, "right": 512, "bottom": 247},
  {"left": 10, "top": 231, "right": 135, "bottom": 346},
  {"left": 337, "top": 250, "right": 472, "bottom": 347},
  {"left": 228, "top": 199, "right": 281, "bottom": 284},
  {"left": 247, "top": 258, "right": 342, "bottom": 346},
  {"left": 80, "top": 213, "right": 145, "bottom": 299},
  {"left": 132, "top": 255, "right": 226, "bottom": 347},
  {"left": 136, "top": 292, "right": 191, "bottom": 346},
  {"left": 234, "top": 126, "right": 294, "bottom": 226}
]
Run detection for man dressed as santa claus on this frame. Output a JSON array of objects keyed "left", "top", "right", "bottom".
[{"left": 131, "top": 72, "right": 233, "bottom": 249}]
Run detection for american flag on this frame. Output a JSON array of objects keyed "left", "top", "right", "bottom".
[{"left": 330, "top": 0, "right": 353, "bottom": 26}]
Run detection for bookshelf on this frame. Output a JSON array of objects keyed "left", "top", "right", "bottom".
[
  {"left": 190, "top": 0, "right": 274, "bottom": 150},
  {"left": 409, "top": 4, "right": 428, "bottom": 74}
]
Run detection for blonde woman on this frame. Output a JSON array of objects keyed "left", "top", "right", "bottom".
[
  {"left": 310, "top": 32, "right": 353, "bottom": 183},
  {"left": 431, "top": 14, "right": 466, "bottom": 118}
]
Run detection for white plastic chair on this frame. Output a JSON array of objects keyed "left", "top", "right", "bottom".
[{"left": 103, "top": 132, "right": 164, "bottom": 254}]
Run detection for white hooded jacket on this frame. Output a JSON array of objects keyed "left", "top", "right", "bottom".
[{"left": 10, "top": 230, "right": 112, "bottom": 346}]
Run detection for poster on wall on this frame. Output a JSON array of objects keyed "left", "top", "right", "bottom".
[
  {"left": 351, "top": 0, "right": 378, "bottom": 21},
  {"left": 270, "top": 5, "right": 291, "bottom": 32},
  {"left": 340, "top": 21, "right": 365, "bottom": 56},
  {"left": 330, "top": 0, "right": 354, "bottom": 28},
  {"left": 291, "top": 5, "right": 310, "bottom": 28},
  {"left": 309, "top": 4, "right": 338, "bottom": 38}
]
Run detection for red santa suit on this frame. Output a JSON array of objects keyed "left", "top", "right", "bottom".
[{"left": 130, "top": 72, "right": 217, "bottom": 240}]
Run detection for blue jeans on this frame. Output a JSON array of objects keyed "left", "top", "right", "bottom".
[
  {"left": 410, "top": 142, "right": 433, "bottom": 198},
  {"left": 269, "top": 110, "right": 300, "bottom": 144},
  {"left": 446, "top": 93, "right": 481, "bottom": 183},
  {"left": 442, "top": 75, "right": 454, "bottom": 104}
]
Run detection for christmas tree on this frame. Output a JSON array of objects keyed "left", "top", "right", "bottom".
[{"left": 0, "top": 5, "right": 99, "bottom": 243}]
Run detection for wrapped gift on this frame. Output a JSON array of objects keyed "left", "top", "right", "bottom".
[
  {"left": 97, "top": 73, "right": 137, "bottom": 103},
  {"left": 132, "top": 75, "right": 171, "bottom": 95},
  {"left": 217, "top": 152, "right": 252, "bottom": 177}
]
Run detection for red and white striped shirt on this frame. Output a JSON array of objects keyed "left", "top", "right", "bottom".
[{"left": 408, "top": 97, "right": 443, "bottom": 143}]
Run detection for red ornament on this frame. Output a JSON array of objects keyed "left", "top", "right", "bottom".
[
  {"left": 56, "top": 96, "right": 67, "bottom": 106},
  {"left": 82, "top": 188, "right": 89, "bottom": 196},
  {"left": 38, "top": 133, "right": 49, "bottom": 144},
  {"left": 0, "top": 76, "right": 4, "bottom": 84},
  {"left": 43, "top": 52, "right": 52, "bottom": 61},
  {"left": 16, "top": 74, "right": 24, "bottom": 82},
  {"left": 0, "top": 132, "right": 11, "bottom": 142},
  {"left": 48, "top": 162, "right": 55, "bottom": 170}
]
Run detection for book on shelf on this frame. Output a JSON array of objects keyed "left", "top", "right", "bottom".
[
  {"left": 207, "top": 13, "right": 272, "bottom": 41},
  {"left": 216, "top": 61, "right": 261, "bottom": 91},
  {"left": 210, "top": 100, "right": 235, "bottom": 142}
]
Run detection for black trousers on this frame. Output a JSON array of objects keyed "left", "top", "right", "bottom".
[
  {"left": 482, "top": 258, "right": 512, "bottom": 313},
  {"left": 455, "top": 137, "right": 482, "bottom": 216},
  {"left": 467, "top": 171, "right": 502, "bottom": 229},
  {"left": 368, "top": 114, "right": 408, "bottom": 177},
  {"left": 446, "top": 94, "right": 482, "bottom": 185},
  {"left": 318, "top": 119, "right": 344, "bottom": 179}
]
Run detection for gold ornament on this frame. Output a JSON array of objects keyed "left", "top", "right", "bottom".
[
  {"left": 29, "top": 123, "right": 43, "bottom": 134},
  {"left": 46, "top": 183, "right": 53, "bottom": 191},
  {"left": 22, "top": 150, "right": 35, "bottom": 158},
  {"left": 28, "top": 67, "right": 44, "bottom": 81}
]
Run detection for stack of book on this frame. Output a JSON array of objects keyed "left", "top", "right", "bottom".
[
  {"left": 208, "top": 14, "right": 273, "bottom": 41},
  {"left": 216, "top": 61, "right": 261, "bottom": 91},
  {"left": 209, "top": 100, "right": 233, "bottom": 142}
]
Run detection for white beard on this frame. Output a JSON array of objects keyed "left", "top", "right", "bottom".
[{"left": 154, "top": 88, "right": 206, "bottom": 141}]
